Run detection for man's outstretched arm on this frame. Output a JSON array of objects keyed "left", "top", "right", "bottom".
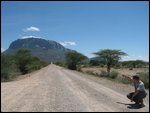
[{"left": 122, "top": 74, "right": 133, "bottom": 82}]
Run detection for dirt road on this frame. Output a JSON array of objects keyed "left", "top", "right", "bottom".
[{"left": 1, "top": 64, "right": 149, "bottom": 112}]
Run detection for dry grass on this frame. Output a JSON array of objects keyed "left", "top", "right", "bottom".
[
  {"left": 80, "top": 66, "right": 149, "bottom": 87},
  {"left": 81, "top": 66, "right": 149, "bottom": 77}
]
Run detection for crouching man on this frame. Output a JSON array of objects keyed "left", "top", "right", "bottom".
[{"left": 122, "top": 75, "right": 147, "bottom": 108}]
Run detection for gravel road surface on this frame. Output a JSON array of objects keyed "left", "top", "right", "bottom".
[{"left": 1, "top": 64, "right": 149, "bottom": 112}]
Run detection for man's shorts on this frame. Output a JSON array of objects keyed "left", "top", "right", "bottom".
[{"left": 127, "top": 91, "right": 147, "bottom": 104}]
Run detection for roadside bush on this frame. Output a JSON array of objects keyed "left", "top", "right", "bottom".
[
  {"left": 99, "top": 64, "right": 105, "bottom": 67},
  {"left": 100, "top": 70, "right": 109, "bottom": 77},
  {"left": 15, "top": 49, "right": 49, "bottom": 74},
  {"left": 55, "top": 62, "right": 67, "bottom": 67},
  {"left": 121, "top": 60, "right": 148, "bottom": 68},
  {"left": 117, "top": 76, "right": 131, "bottom": 84},
  {"left": 109, "top": 71, "right": 118, "bottom": 79},
  {"left": 1, "top": 49, "right": 49, "bottom": 82},
  {"left": 76, "top": 65, "right": 81, "bottom": 71},
  {"left": 65, "top": 51, "right": 87, "bottom": 70},
  {"left": 137, "top": 72, "right": 149, "bottom": 89},
  {"left": 85, "top": 70, "right": 94, "bottom": 75},
  {"left": 1, "top": 54, "right": 20, "bottom": 81},
  {"left": 26, "top": 58, "right": 49, "bottom": 73},
  {"left": 15, "top": 49, "right": 32, "bottom": 74},
  {"left": 89, "top": 60, "right": 100, "bottom": 66}
]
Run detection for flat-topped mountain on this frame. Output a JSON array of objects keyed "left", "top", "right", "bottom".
[{"left": 3, "top": 37, "right": 74, "bottom": 62}]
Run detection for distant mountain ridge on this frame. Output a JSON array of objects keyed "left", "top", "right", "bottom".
[{"left": 3, "top": 37, "right": 74, "bottom": 62}]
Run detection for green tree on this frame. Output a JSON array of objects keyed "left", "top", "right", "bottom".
[
  {"left": 1, "top": 49, "right": 49, "bottom": 81},
  {"left": 1, "top": 54, "right": 19, "bottom": 81},
  {"left": 26, "top": 57, "right": 41, "bottom": 71},
  {"left": 65, "top": 51, "right": 87, "bottom": 70},
  {"left": 89, "top": 59, "right": 100, "bottom": 66},
  {"left": 93, "top": 49, "right": 127, "bottom": 73},
  {"left": 121, "top": 60, "right": 148, "bottom": 68},
  {"left": 15, "top": 49, "right": 32, "bottom": 74}
]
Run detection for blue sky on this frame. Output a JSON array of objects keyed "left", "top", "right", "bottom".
[{"left": 1, "top": 1, "right": 149, "bottom": 61}]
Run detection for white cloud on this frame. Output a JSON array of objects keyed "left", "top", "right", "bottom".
[
  {"left": 59, "top": 41, "right": 76, "bottom": 47},
  {"left": 1, "top": 48, "right": 5, "bottom": 53},
  {"left": 23, "top": 26, "right": 40, "bottom": 32},
  {"left": 21, "top": 35, "right": 41, "bottom": 39}
]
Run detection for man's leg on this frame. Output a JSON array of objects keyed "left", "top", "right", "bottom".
[
  {"left": 133, "top": 95, "right": 139, "bottom": 104},
  {"left": 138, "top": 93, "right": 145, "bottom": 107},
  {"left": 127, "top": 93, "right": 139, "bottom": 104}
]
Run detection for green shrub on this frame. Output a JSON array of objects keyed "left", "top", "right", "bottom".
[
  {"left": 89, "top": 60, "right": 100, "bottom": 66},
  {"left": 1, "top": 49, "right": 49, "bottom": 82},
  {"left": 137, "top": 72, "right": 149, "bottom": 89},
  {"left": 117, "top": 76, "right": 131, "bottom": 84},
  {"left": 117, "top": 72, "right": 149, "bottom": 88},
  {"left": 99, "top": 64, "right": 105, "bottom": 67},
  {"left": 65, "top": 51, "right": 87, "bottom": 70},
  {"left": 77, "top": 65, "right": 81, "bottom": 71},
  {"left": 121, "top": 60, "right": 148, "bottom": 68},
  {"left": 55, "top": 62, "right": 67, "bottom": 67},
  {"left": 1, "top": 54, "right": 20, "bottom": 81},
  {"left": 109, "top": 71, "right": 118, "bottom": 79},
  {"left": 100, "top": 70, "right": 109, "bottom": 77},
  {"left": 15, "top": 49, "right": 32, "bottom": 74},
  {"left": 85, "top": 70, "right": 94, "bottom": 75},
  {"left": 26, "top": 58, "right": 48, "bottom": 73}
]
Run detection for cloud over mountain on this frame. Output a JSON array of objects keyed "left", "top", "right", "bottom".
[
  {"left": 59, "top": 41, "right": 76, "bottom": 47},
  {"left": 21, "top": 35, "right": 42, "bottom": 39},
  {"left": 23, "top": 26, "right": 40, "bottom": 32}
]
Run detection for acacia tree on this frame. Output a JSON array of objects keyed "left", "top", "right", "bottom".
[
  {"left": 93, "top": 49, "right": 127, "bottom": 73},
  {"left": 65, "top": 51, "right": 87, "bottom": 70}
]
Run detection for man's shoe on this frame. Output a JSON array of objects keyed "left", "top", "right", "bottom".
[{"left": 138, "top": 103, "right": 145, "bottom": 108}]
